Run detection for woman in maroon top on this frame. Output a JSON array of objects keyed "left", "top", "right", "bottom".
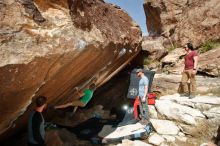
[{"left": 181, "top": 43, "right": 198, "bottom": 98}]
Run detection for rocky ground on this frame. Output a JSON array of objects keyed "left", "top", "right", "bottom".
[
  {"left": 3, "top": 67, "right": 219, "bottom": 146},
  {"left": 75, "top": 71, "right": 220, "bottom": 146},
  {"left": 43, "top": 93, "right": 220, "bottom": 146}
]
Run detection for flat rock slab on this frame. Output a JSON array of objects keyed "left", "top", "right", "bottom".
[
  {"left": 117, "top": 139, "right": 153, "bottom": 146},
  {"left": 155, "top": 100, "right": 205, "bottom": 125},
  {"left": 160, "top": 94, "right": 220, "bottom": 105},
  {"left": 150, "top": 119, "right": 180, "bottom": 135},
  {"left": 100, "top": 122, "right": 145, "bottom": 139},
  {"left": 203, "top": 107, "right": 220, "bottom": 118},
  {"left": 148, "top": 133, "right": 164, "bottom": 146}
]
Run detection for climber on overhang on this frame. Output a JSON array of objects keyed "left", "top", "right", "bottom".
[{"left": 54, "top": 83, "right": 96, "bottom": 115}]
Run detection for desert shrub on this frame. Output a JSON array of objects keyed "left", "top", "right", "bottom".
[
  {"left": 200, "top": 40, "right": 220, "bottom": 53},
  {"left": 167, "top": 44, "right": 176, "bottom": 52},
  {"left": 143, "top": 57, "right": 151, "bottom": 65}
]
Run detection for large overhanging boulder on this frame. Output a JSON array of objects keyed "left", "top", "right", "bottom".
[{"left": 0, "top": 0, "right": 142, "bottom": 137}]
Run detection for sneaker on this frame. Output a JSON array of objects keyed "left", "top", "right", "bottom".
[{"left": 180, "top": 93, "right": 190, "bottom": 97}]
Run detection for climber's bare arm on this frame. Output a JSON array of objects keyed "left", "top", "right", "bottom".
[
  {"left": 54, "top": 103, "right": 73, "bottom": 109},
  {"left": 75, "top": 87, "right": 84, "bottom": 98}
]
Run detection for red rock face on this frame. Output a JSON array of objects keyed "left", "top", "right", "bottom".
[
  {"left": 198, "top": 48, "right": 220, "bottom": 77},
  {"left": 143, "top": 2, "right": 162, "bottom": 36},
  {"left": 0, "top": 0, "right": 142, "bottom": 138},
  {"left": 70, "top": 0, "right": 141, "bottom": 44},
  {"left": 144, "top": 0, "right": 220, "bottom": 47}
]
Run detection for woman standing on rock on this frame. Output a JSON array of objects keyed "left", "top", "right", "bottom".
[{"left": 181, "top": 43, "right": 199, "bottom": 98}]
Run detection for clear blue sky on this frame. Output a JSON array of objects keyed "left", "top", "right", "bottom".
[{"left": 105, "top": 0, "right": 148, "bottom": 36}]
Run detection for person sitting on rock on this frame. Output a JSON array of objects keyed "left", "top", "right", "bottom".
[{"left": 54, "top": 83, "right": 96, "bottom": 114}]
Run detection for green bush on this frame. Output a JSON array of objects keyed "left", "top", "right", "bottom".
[
  {"left": 167, "top": 44, "right": 176, "bottom": 52},
  {"left": 201, "top": 40, "right": 220, "bottom": 53},
  {"left": 143, "top": 57, "right": 151, "bottom": 65}
]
